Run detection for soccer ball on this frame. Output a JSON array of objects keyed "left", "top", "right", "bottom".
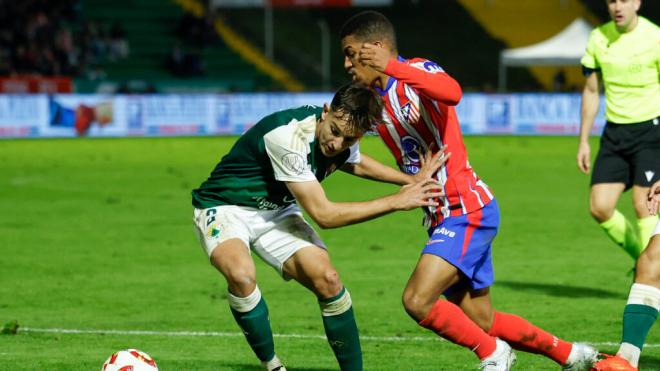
[{"left": 102, "top": 349, "right": 159, "bottom": 371}]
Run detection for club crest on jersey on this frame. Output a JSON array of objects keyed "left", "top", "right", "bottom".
[
  {"left": 282, "top": 152, "right": 305, "bottom": 175},
  {"left": 401, "top": 102, "right": 420, "bottom": 123},
  {"left": 401, "top": 136, "right": 421, "bottom": 174},
  {"left": 410, "top": 61, "right": 444, "bottom": 74}
]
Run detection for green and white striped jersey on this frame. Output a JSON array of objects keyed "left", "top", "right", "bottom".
[{"left": 192, "top": 106, "right": 360, "bottom": 210}]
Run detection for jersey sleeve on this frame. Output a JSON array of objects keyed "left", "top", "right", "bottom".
[
  {"left": 345, "top": 142, "right": 361, "bottom": 164},
  {"left": 580, "top": 30, "right": 600, "bottom": 74},
  {"left": 263, "top": 120, "right": 317, "bottom": 183},
  {"left": 384, "top": 58, "right": 462, "bottom": 106}
]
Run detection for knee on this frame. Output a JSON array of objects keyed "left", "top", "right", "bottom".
[
  {"left": 589, "top": 199, "right": 613, "bottom": 222},
  {"left": 223, "top": 267, "right": 257, "bottom": 297},
  {"left": 402, "top": 289, "right": 433, "bottom": 322},
  {"left": 636, "top": 244, "right": 660, "bottom": 285},
  {"left": 312, "top": 269, "right": 343, "bottom": 298}
]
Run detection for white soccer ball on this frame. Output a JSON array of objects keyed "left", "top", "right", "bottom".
[{"left": 101, "top": 349, "right": 159, "bottom": 371}]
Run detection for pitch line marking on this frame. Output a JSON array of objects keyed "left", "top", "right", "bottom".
[{"left": 17, "top": 327, "right": 660, "bottom": 348}]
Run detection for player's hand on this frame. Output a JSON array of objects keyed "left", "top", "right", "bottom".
[
  {"left": 413, "top": 144, "right": 451, "bottom": 183},
  {"left": 358, "top": 43, "right": 391, "bottom": 72},
  {"left": 647, "top": 180, "right": 660, "bottom": 215},
  {"left": 393, "top": 178, "right": 444, "bottom": 211},
  {"left": 577, "top": 141, "right": 591, "bottom": 174}
]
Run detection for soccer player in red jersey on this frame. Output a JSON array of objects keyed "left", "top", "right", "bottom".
[{"left": 340, "top": 11, "right": 598, "bottom": 370}]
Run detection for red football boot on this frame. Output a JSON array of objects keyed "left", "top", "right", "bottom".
[{"left": 591, "top": 354, "right": 637, "bottom": 371}]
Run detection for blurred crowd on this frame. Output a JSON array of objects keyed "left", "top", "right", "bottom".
[{"left": 0, "top": 0, "right": 129, "bottom": 78}]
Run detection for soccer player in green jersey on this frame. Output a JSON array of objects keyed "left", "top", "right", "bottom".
[
  {"left": 577, "top": 0, "right": 660, "bottom": 261},
  {"left": 191, "top": 83, "right": 446, "bottom": 371},
  {"left": 593, "top": 180, "right": 660, "bottom": 371}
]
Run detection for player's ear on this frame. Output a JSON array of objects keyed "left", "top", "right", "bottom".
[{"left": 322, "top": 103, "right": 330, "bottom": 120}]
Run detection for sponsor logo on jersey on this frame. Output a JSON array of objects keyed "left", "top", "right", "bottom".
[
  {"left": 253, "top": 196, "right": 280, "bottom": 210},
  {"left": 401, "top": 136, "right": 421, "bottom": 174},
  {"left": 282, "top": 196, "right": 296, "bottom": 203}
]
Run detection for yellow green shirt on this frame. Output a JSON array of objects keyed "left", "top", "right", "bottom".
[{"left": 581, "top": 16, "right": 660, "bottom": 124}]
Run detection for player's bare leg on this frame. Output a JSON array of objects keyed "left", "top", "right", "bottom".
[
  {"left": 594, "top": 235, "right": 660, "bottom": 371},
  {"left": 591, "top": 183, "right": 643, "bottom": 259},
  {"left": 210, "top": 239, "right": 283, "bottom": 370},
  {"left": 283, "top": 246, "right": 362, "bottom": 371},
  {"left": 632, "top": 185, "right": 657, "bottom": 249},
  {"left": 448, "top": 287, "right": 597, "bottom": 369},
  {"left": 402, "top": 254, "right": 514, "bottom": 369}
]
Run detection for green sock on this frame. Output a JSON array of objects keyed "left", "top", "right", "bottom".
[
  {"left": 600, "top": 210, "right": 642, "bottom": 259},
  {"left": 622, "top": 304, "right": 658, "bottom": 350},
  {"left": 230, "top": 296, "right": 275, "bottom": 362},
  {"left": 320, "top": 288, "right": 362, "bottom": 371},
  {"left": 638, "top": 215, "right": 659, "bottom": 250}
]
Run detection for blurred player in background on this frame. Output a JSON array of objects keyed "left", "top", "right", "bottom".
[
  {"left": 577, "top": 0, "right": 660, "bottom": 261},
  {"left": 593, "top": 180, "right": 660, "bottom": 371},
  {"left": 49, "top": 97, "right": 113, "bottom": 136},
  {"left": 340, "top": 11, "right": 598, "bottom": 371},
  {"left": 191, "top": 82, "right": 446, "bottom": 371}
]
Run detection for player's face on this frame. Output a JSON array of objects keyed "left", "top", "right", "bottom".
[
  {"left": 341, "top": 35, "right": 380, "bottom": 86},
  {"left": 317, "top": 104, "right": 363, "bottom": 157},
  {"left": 606, "top": 0, "right": 640, "bottom": 30}
]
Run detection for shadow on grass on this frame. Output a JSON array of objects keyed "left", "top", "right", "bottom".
[
  {"left": 495, "top": 280, "right": 626, "bottom": 299},
  {"left": 639, "top": 354, "right": 660, "bottom": 370},
  {"left": 218, "top": 363, "right": 335, "bottom": 371}
]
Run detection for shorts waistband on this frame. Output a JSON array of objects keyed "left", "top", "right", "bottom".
[{"left": 607, "top": 117, "right": 659, "bottom": 126}]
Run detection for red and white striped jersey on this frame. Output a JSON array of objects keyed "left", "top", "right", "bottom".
[{"left": 376, "top": 56, "right": 494, "bottom": 227}]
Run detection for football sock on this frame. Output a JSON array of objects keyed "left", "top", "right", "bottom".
[
  {"left": 419, "top": 300, "right": 497, "bottom": 360},
  {"left": 487, "top": 311, "right": 572, "bottom": 365},
  {"left": 319, "top": 288, "right": 362, "bottom": 371},
  {"left": 638, "top": 216, "right": 659, "bottom": 250},
  {"left": 619, "top": 283, "right": 660, "bottom": 367},
  {"left": 600, "top": 210, "right": 642, "bottom": 259},
  {"left": 228, "top": 286, "right": 276, "bottom": 363}
]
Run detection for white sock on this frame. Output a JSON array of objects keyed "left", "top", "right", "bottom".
[
  {"left": 617, "top": 342, "right": 641, "bottom": 368},
  {"left": 227, "top": 286, "right": 261, "bottom": 313}
]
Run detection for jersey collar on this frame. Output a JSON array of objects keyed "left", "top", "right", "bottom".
[{"left": 375, "top": 55, "right": 406, "bottom": 96}]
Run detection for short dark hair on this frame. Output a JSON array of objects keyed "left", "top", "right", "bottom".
[
  {"left": 330, "top": 83, "right": 382, "bottom": 133},
  {"left": 339, "top": 10, "right": 397, "bottom": 50}
]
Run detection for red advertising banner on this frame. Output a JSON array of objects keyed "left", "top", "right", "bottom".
[{"left": 0, "top": 77, "right": 73, "bottom": 93}]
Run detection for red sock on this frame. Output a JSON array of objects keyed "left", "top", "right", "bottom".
[
  {"left": 488, "top": 311, "right": 572, "bottom": 365},
  {"left": 419, "top": 300, "right": 497, "bottom": 360}
]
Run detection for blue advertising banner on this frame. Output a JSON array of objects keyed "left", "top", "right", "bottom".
[{"left": 0, "top": 93, "right": 606, "bottom": 138}]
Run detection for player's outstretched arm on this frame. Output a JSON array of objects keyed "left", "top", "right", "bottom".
[
  {"left": 341, "top": 146, "right": 449, "bottom": 186},
  {"left": 648, "top": 180, "right": 660, "bottom": 216},
  {"left": 286, "top": 178, "right": 442, "bottom": 229},
  {"left": 577, "top": 71, "right": 600, "bottom": 174}
]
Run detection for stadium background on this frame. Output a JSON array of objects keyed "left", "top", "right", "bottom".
[{"left": 1, "top": 0, "right": 659, "bottom": 370}]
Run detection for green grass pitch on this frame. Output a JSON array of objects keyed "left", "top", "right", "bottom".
[{"left": 1, "top": 136, "right": 658, "bottom": 370}]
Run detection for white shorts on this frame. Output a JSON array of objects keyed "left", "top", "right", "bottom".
[
  {"left": 193, "top": 204, "right": 325, "bottom": 278},
  {"left": 654, "top": 220, "right": 660, "bottom": 237}
]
